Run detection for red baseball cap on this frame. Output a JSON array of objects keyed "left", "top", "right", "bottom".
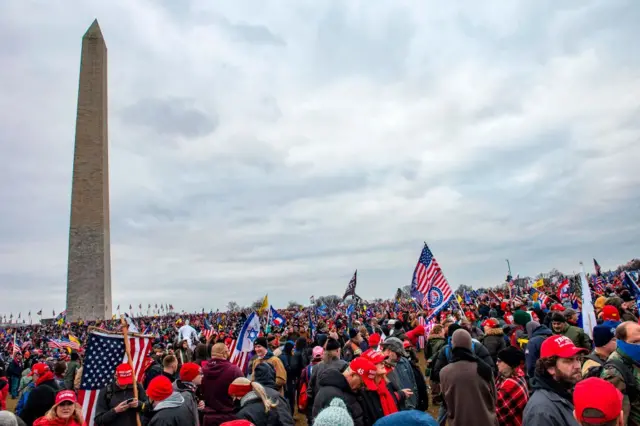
[
  {"left": 349, "top": 357, "right": 378, "bottom": 391},
  {"left": 482, "top": 318, "right": 499, "bottom": 328},
  {"left": 574, "top": 378, "right": 623, "bottom": 424},
  {"left": 115, "top": 363, "right": 134, "bottom": 386},
  {"left": 55, "top": 390, "right": 77, "bottom": 405},
  {"left": 28, "top": 363, "right": 51, "bottom": 377},
  {"left": 361, "top": 349, "right": 386, "bottom": 365},
  {"left": 550, "top": 303, "right": 565, "bottom": 312},
  {"left": 601, "top": 305, "right": 620, "bottom": 321},
  {"left": 540, "top": 335, "right": 587, "bottom": 358}
]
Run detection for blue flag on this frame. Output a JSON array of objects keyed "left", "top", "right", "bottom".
[{"left": 269, "top": 306, "right": 286, "bottom": 327}]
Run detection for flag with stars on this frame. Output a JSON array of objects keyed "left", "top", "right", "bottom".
[
  {"left": 78, "top": 331, "right": 152, "bottom": 426},
  {"left": 229, "top": 312, "right": 261, "bottom": 374}
]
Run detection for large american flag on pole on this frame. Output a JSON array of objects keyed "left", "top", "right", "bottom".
[
  {"left": 411, "top": 243, "right": 453, "bottom": 321},
  {"left": 78, "top": 331, "right": 152, "bottom": 426}
]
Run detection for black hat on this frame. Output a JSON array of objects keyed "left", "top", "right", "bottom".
[
  {"left": 325, "top": 338, "right": 340, "bottom": 351},
  {"left": 497, "top": 346, "right": 525, "bottom": 368},
  {"left": 254, "top": 337, "right": 269, "bottom": 349},
  {"left": 349, "top": 328, "right": 359, "bottom": 339},
  {"left": 447, "top": 323, "right": 463, "bottom": 338},
  {"left": 551, "top": 313, "right": 566, "bottom": 323}
]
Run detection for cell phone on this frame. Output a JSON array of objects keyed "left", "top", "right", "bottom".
[{"left": 125, "top": 398, "right": 135, "bottom": 404}]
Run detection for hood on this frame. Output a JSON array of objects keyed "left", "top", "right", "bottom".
[
  {"left": 154, "top": 391, "right": 185, "bottom": 411},
  {"left": 324, "top": 358, "right": 348, "bottom": 372},
  {"left": 484, "top": 327, "right": 504, "bottom": 336},
  {"left": 317, "top": 367, "right": 351, "bottom": 392},
  {"left": 254, "top": 362, "right": 277, "bottom": 389},
  {"left": 531, "top": 325, "right": 552, "bottom": 338},
  {"left": 428, "top": 336, "right": 445, "bottom": 342}
]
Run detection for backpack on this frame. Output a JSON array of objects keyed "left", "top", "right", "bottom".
[
  {"left": 584, "top": 357, "right": 639, "bottom": 402},
  {"left": 444, "top": 340, "right": 476, "bottom": 361},
  {"left": 298, "top": 365, "right": 312, "bottom": 411}
]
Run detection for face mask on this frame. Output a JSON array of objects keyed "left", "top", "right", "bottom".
[{"left": 617, "top": 340, "right": 640, "bottom": 362}]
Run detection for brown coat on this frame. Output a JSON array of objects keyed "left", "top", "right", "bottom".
[{"left": 440, "top": 360, "right": 499, "bottom": 426}]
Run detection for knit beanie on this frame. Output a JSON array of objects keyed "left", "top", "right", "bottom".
[
  {"left": 372, "top": 410, "right": 439, "bottom": 426},
  {"left": 147, "top": 375, "right": 174, "bottom": 402},
  {"left": 551, "top": 312, "right": 566, "bottom": 323},
  {"left": 447, "top": 323, "right": 462, "bottom": 338},
  {"left": 228, "top": 377, "right": 253, "bottom": 398},
  {"left": 313, "top": 398, "right": 354, "bottom": 426},
  {"left": 593, "top": 321, "right": 619, "bottom": 348},
  {"left": 325, "top": 338, "right": 341, "bottom": 351},
  {"left": 497, "top": 346, "right": 525, "bottom": 368},
  {"left": 349, "top": 328, "right": 359, "bottom": 339},
  {"left": 451, "top": 329, "right": 472, "bottom": 350},
  {"left": 180, "top": 362, "right": 201, "bottom": 382},
  {"left": 254, "top": 337, "right": 268, "bottom": 350},
  {"left": 513, "top": 310, "right": 531, "bottom": 327},
  {"left": 368, "top": 333, "right": 381, "bottom": 348},
  {"left": 0, "top": 411, "right": 23, "bottom": 426}
]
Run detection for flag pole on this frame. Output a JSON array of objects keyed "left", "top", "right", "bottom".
[{"left": 120, "top": 316, "right": 142, "bottom": 426}]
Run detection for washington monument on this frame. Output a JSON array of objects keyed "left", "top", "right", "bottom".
[{"left": 65, "top": 20, "right": 112, "bottom": 321}]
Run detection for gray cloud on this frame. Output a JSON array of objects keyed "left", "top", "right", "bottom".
[{"left": 0, "top": 1, "right": 639, "bottom": 316}]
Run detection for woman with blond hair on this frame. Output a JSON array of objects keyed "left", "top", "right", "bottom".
[
  {"left": 33, "top": 390, "right": 86, "bottom": 426},
  {"left": 228, "top": 375, "right": 294, "bottom": 426}
]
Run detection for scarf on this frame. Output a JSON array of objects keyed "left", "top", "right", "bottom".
[
  {"left": 181, "top": 381, "right": 197, "bottom": 394},
  {"left": 36, "top": 371, "right": 55, "bottom": 386},
  {"left": 450, "top": 347, "right": 493, "bottom": 383},
  {"left": 376, "top": 381, "right": 398, "bottom": 416}
]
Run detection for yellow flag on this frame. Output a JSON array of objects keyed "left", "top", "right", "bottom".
[
  {"left": 69, "top": 335, "right": 81, "bottom": 346},
  {"left": 259, "top": 294, "right": 269, "bottom": 314},
  {"left": 533, "top": 279, "right": 544, "bottom": 289},
  {"left": 532, "top": 292, "right": 539, "bottom": 302},
  {"left": 457, "top": 294, "right": 463, "bottom": 304}
]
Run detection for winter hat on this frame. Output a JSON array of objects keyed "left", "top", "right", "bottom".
[
  {"left": 593, "top": 321, "right": 619, "bottom": 347},
  {"left": 313, "top": 398, "right": 354, "bottom": 426},
  {"left": 601, "top": 305, "right": 621, "bottom": 321},
  {"left": 381, "top": 337, "right": 407, "bottom": 357},
  {"left": 368, "top": 333, "right": 381, "bottom": 348},
  {"left": 447, "top": 323, "right": 462, "bottom": 338},
  {"left": 525, "top": 321, "right": 540, "bottom": 338},
  {"left": 497, "top": 347, "right": 525, "bottom": 368},
  {"left": 221, "top": 421, "right": 255, "bottom": 426},
  {"left": 451, "top": 329, "right": 472, "bottom": 351},
  {"left": 513, "top": 310, "right": 531, "bottom": 327},
  {"left": 349, "top": 328, "right": 359, "bottom": 340},
  {"left": 564, "top": 308, "right": 577, "bottom": 319},
  {"left": 254, "top": 337, "right": 268, "bottom": 350},
  {"left": 325, "top": 338, "right": 341, "bottom": 351},
  {"left": 147, "top": 375, "right": 174, "bottom": 402},
  {"left": 0, "top": 412, "right": 23, "bottom": 426},
  {"left": 180, "top": 362, "right": 202, "bottom": 382},
  {"left": 228, "top": 377, "right": 253, "bottom": 398},
  {"left": 594, "top": 296, "right": 607, "bottom": 310},
  {"left": 373, "top": 410, "right": 439, "bottom": 426},
  {"left": 551, "top": 312, "right": 566, "bottom": 323}
]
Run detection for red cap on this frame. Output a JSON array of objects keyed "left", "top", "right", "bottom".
[
  {"left": 55, "top": 390, "right": 77, "bottom": 405},
  {"left": 368, "top": 333, "right": 381, "bottom": 348},
  {"left": 349, "top": 357, "right": 378, "bottom": 391},
  {"left": 601, "top": 305, "right": 620, "bottom": 321},
  {"left": 180, "top": 362, "right": 202, "bottom": 382},
  {"left": 541, "top": 335, "right": 587, "bottom": 358},
  {"left": 550, "top": 303, "right": 565, "bottom": 312},
  {"left": 361, "top": 349, "right": 386, "bottom": 364},
  {"left": 115, "top": 363, "right": 134, "bottom": 386},
  {"left": 147, "top": 375, "right": 174, "bottom": 402},
  {"left": 28, "top": 363, "right": 50, "bottom": 377},
  {"left": 574, "top": 378, "right": 623, "bottom": 424},
  {"left": 482, "top": 318, "right": 499, "bottom": 328},
  {"left": 220, "top": 421, "right": 255, "bottom": 426}
]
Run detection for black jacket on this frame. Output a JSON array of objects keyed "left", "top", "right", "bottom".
[
  {"left": 235, "top": 387, "right": 294, "bottom": 426},
  {"left": 19, "top": 379, "right": 59, "bottom": 426},
  {"left": 312, "top": 369, "right": 364, "bottom": 426},
  {"left": 94, "top": 382, "right": 147, "bottom": 426},
  {"left": 359, "top": 381, "right": 405, "bottom": 425},
  {"left": 144, "top": 392, "right": 196, "bottom": 426}
]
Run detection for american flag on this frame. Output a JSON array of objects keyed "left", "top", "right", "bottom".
[
  {"left": 47, "top": 338, "right": 80, "bottom": 351},
  {"left": 78, "top": 331, "right": 152, "bottom": 426},
  {"left": 411, "top": 244, "right": 453, "bottom": 320},
  {"left": 202, "top": 318, "right": 216, "bottom": 341},
  {"left": 417, "top": 316, "right": 435, "bottom": 349},
  {"left": 593, "top": 258, "right": 602, "bottom": 277},
  {"left": 228, "top": 339, "right": 251, "bottom": 373}
]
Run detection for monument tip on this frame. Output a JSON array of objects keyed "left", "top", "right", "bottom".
[{"left": 84, "top": 19, "right": 104, "bottom": 39}]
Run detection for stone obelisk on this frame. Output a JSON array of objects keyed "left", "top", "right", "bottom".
[{"left": 65, "top": 19, "right": 112, "bottom": 321}]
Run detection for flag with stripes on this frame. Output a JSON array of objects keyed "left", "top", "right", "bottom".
[
  {"left": 228, "top": 339, "right": 251, "bottom": 373},
  {"left": 228, "top": 311, "right": 261, "bottom": 374},
  {"left": 78, "top": 331, "right": 152, "bottom": 426},
  {"left": 343, "top": 270, "right": 358, "bottom": 300},
  {"left": 202, "top": 317, "right": 216, "bottom": 341},
  {"left": 411, "top": 243, "right": 453, "bottom": 320},
  {"left": 417, "top": 316, "right": 434, "bottom": 349}
]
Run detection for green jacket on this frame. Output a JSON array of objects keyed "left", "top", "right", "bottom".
[
  {"left": 601, "top": 349, "right": 640, "bottom": 426},
  {"left": 555, "top": 324, "right": 591, "bottom": 351},
  {"left": 64, "top": 360, "right": 80, "bottom": 390}
]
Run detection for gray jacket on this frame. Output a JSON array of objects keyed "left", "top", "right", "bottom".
[
  {"left": 522, "top": 376, "right": 579, "bottom": 426},
  {"left": 386, "top": 357, "right": 418, "bottom": 409},
  {"left": 307, "top": 357, "right": 348, "bottom": 407}
]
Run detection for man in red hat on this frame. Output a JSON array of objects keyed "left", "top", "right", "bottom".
[
  {"left": 573, "top": 377, "right": 623, "bottom": 425},
  {"left": 522, "top": 335, "right": 587, "bottom": 426},
  {"left": 94, "top": 363, "right": 147, "bottom": 426},
  {"left": 19, "top": 363, "right": 59, "bottom": 425}
]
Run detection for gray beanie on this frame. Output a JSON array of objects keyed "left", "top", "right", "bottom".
[
  {"left": 526, "top": 321, "right": 540, "bottom": 338},
  {"left": 451, "top": 329, "right": 472, "bottom": 350},
  {"left": 313, "top": 398, "right": 354, "bottom": 426},
  {"left": 0, "top": 411, "right": 25, "bottom": 426}
]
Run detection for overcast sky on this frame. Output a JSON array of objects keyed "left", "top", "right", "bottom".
[{"left": 1, "top": 1, "right": 639, "bottom": 317}]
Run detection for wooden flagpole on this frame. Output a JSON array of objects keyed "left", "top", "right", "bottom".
[{"left": 120, "top": 317, "right": 142, "bottom": 426}]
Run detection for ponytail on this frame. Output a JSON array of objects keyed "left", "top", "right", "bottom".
[{"left": 250, "top": 381, "right": 278, "bottom": 413}]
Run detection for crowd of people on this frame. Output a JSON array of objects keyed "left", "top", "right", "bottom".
[{"left": 1, "top": 270, "right": 639, "bottom": 425}]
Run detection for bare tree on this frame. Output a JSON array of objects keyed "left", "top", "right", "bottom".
[
  {"left": 288, "top": 300, "right": 302, "bottom": 309},
  {"left": 456, "top": 284, "right": 473, "bottom": 295},
  {"left": 317, "top": 295, "right": 341, "bottom": 308},
  {"left": 250, "top": 298, "right": 264, "bottom": 312},
  {"left": 226, "top": 301, "right": 240, "bottom": 313}
]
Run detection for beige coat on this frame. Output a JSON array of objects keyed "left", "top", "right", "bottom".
[{"left": 440, "top": 360, "right": 499, "bottom": 426}]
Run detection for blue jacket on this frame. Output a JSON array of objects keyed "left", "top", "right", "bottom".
[
  {"left": 525, "top": 325, "right": 553, "bottom": 378},
  {"left": 15, "top": 381, "right": 35, "bottom": 416},
  {"left": 386, "top": 357, "right": 418, "bottom": 409}
]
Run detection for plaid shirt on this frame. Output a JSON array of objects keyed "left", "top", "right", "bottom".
[{"left": 496, "top": 367, "right": 529, "bottom": 426}]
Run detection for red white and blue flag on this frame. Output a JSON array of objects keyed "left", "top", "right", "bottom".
[
  {"left": 411, "top": 243, "right": 453, "bottom": 321},
  {"left": 269, "top": 306, "right": 286, "bottom": 327}
]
